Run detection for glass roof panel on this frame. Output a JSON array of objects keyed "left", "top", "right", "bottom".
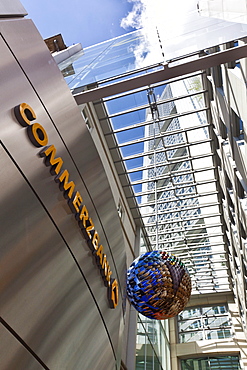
[
  {"left": 59, "top": 1, "right": 247, "bottom": 92},
  {"left": 97, "top": 72, "right": 230, "bottom": 294},
  {"left": 62, "top": 2, "right": 247, "bottom": 295},
  {"left": 156, "top": 0, "right": 247, "bottom": 62}
]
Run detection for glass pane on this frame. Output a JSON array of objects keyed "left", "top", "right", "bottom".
[
  {"left": 136, "top": 314, "right": 169, "bottom": 370},
  {"left": 180, "top": 331, "right": 203, "bottom": 343},
  {"left": 178, "top": 319, "right": 202, "bottom": 331},
  {"left": 178, "top": 305, "right": 232, "bottom": 343},
  {"left": 106, "top": 90, "right": 148, "bottom": 115},
  {"left": 206, "top": 329, "right": 231, "bottom": 340},
  {"left": 178, "top": 307, "right": 201, "bottom": 320},
  {"left": 116, "top": 126, "right": 144, "bottom": 144},
  {"left": 111, "top": 109, "right": 146, "bottom": 129},
  {"left": 181, "top": 357, "right": 210, "bottom": 370},
  {"left": 204, "top": 316, "right": 229, "bottom": 328},
  {"left": 65, "top": 30, "right": 153, "bottom": 89},
  {"left": 181, "top": 356, "right": 241, "bottom": 370},
  {"left": 202, "top": 305, "right": 227, "bottom": 315}
]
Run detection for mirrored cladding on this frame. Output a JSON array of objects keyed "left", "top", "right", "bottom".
[
  {"left": 0, "top": 146, "right": 117, "bottom": 369},
  {"left": 0, "top": 17, "right": 127, "bottom": 369}
]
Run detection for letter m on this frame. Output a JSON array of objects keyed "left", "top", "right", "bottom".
[
  {"left": 40, "top": 145, "right": 63, "bottom": 175},
  {"left": 55, "top": 170, "right": 75, "bottom": 199}
]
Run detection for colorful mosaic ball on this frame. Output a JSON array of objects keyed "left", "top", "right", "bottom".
[{"left": 126, "top": 251, "right": 191, "bottom": 320}]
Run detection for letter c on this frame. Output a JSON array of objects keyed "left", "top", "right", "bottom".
[{"left": 14, "top": 103, "right": 36, "bottom": 127}]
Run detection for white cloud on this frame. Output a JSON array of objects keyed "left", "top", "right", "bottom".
[
  {"left": 120, "top": 0, "right": 163, "bottom": 67},
  {"left": 120, "top": 0, "right": 145, "bottom": 30},
  {"left": 120, "top": 0, "right": 198, "bottom": 67},
  {"left": 121, "top": 0, "right": 206, "bottom": 68},
  {"left": 121, "top": 0, "right": 198, "bottom": 38},
  {"left": 121, "top": 0, "right": 247, "bottom": 67}
]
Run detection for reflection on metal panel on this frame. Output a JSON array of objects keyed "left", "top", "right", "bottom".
[
  {"left": 0, "top": 18, "right": 127, "bottom": 369},
  {"left": 0, "top": 0, "right": 27, "bottom": 17},
  {"left": 0, "top": 322, "right": 45, "bottom": 370},
  {"left": 0, "top": 145, "right": 116, "bottom": 369}
]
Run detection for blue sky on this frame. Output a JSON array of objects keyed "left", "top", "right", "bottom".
[{"left": 21, "top": 0, "right": 134, "bottom": 47}]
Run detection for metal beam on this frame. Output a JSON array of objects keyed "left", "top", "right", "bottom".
[{"left": 74, "top": 44, "right": 247, "bottom": 104}]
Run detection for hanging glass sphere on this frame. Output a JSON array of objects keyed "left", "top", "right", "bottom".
[{"left": 126, "top": 251, "right": 191, "bottom": 320}]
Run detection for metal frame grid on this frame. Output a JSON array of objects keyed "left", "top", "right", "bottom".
[
  {"left": 93, "top": 70, "right": 231, "bottom": 295},
  {"left": 177, "top": 304, "right": 232, "bottom": 343}
]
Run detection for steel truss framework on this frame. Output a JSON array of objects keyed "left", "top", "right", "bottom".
[{"left": 75, "top": 44, "right": 247, "bottom": 294}]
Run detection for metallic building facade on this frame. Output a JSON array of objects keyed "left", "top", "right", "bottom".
[
  {"left": 0, "top": 3, "right": 130, "bottom": 369},
  {"left": 1, "top": 1, "right": 247, "bottom": 370}
]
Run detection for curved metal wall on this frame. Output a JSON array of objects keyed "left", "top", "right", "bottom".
[{"left": 0, "top": 18, "right": 126, "bottom": 370}]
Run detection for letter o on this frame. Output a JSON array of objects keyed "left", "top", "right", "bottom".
[{"left": 27, "top": 123, "right": 48, "bottom": 147}]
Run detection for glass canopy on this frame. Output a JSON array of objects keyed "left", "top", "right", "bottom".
[
  {"left": 59, "top": 8, "right": 247, "bottom": 294},
  {"left": 59, "top": 0, "right": 247, "bottom": 86},
  {"left": 92, "top": 69, "right": 230, "bottom": 295}
]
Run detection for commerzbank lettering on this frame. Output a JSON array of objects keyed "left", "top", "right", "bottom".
[{"left": 14, "top": 103, "right": 118, "bottom": 309}]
